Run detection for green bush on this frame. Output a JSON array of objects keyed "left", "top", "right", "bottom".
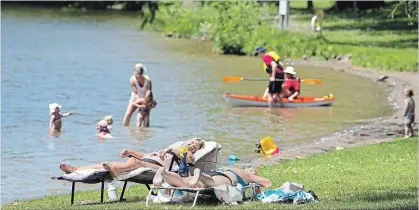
[{"left": 146, "top": 1, "right": 417, "bottom": 72}]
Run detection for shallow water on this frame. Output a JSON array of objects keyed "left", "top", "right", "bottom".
[{"left": 1, "top": 5, "right": 392, "bottom": 203}]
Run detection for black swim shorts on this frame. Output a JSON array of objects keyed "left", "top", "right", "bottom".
[{"left": 268, "top": 72, "right": 284, "bottom": 94}]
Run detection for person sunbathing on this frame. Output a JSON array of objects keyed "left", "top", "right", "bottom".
[
  {"left": 152, "top": 166, "right": 272, "bottom": 196},
  {"left": 59, "top": 138, "right": 203, "bottom": 177}
]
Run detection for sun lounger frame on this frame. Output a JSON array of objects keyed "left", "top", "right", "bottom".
[{"left": 145, "top": 183, "right": 262, "bottom": 208}]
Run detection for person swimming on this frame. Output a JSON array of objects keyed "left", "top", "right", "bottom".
[
  {"left": 96, "top": 115, "right": 113, "bottom": 138},
  {"left": 49, "top": 103, "right": 72, "bottom": 132}
]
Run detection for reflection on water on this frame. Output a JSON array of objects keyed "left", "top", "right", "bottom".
[{"left": 1, "top": 5, "right": 392, "bottom": 204}]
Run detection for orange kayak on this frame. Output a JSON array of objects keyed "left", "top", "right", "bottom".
[{"left": 223, "top": 93, "right": 336, "bottom": 108}]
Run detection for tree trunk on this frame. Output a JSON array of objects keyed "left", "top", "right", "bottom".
[{"left": 307, "top": 0, "right": 313, "bottom": 9}]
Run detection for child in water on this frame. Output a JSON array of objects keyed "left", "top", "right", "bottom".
[
  {"left": 49, "top": 103, "right": 72, "bottom": 132},
  {"left": 96, "top": 115, "right": 114, "bottom": 138},
  {"left": 403, "top": 87, "right": 415, "bottom": 138},
  {"left": 132, "top": 90, "right": 156, "bottom": 127}
]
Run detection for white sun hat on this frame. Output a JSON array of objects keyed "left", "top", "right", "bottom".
[
  {"left": 284, "top": 66, "right": 297, "bottom": 75},
  {"left": 49, "top": 103, "right": 62, "bottom": 114}
]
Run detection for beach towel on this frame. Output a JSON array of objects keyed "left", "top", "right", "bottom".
[{"left": 256, "top": 182, "right": 317, "bottom": 204}]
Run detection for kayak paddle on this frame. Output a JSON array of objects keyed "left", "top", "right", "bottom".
[{"left": 222, "top": 76, "right": 323, "bottom": 85}]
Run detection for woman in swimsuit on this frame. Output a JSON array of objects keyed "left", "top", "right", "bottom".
[
  {"left": 96, "top": 115, "right": 114, "bottom": 138},
  {"left": 152, "top": 166, "right": 272, "bottom": 198},
  {"left": 49, "top": 103, "right": 72, "bottom": 133},
  {"left": 59, "top": 138, "right": 203, "bottom": 177},
  {"left": 152, "top": 166, "right": 272, "bottom": 204},
  {"left": 122, "top": 63, "right": 157, "bottom": 127}
]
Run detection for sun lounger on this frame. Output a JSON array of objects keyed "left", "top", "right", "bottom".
[
  {"left": 145, "top": 163, "right": 263, "bottom": 208},
  {"left": 51, "top": 169, "right": 112, "bottom": 205},
  {"left": 117, "top": 141, "right": 222, "bottom": 201},
  {"left": 146, "top": 183, "right": 262, "bottom": 208},
  {"left": 52, "top": 140, "right": 221, "bottom": 205}
]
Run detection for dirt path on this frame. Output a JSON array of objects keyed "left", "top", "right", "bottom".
[{"left": 250, "top": 56, "right": 418, "bottom": 167}]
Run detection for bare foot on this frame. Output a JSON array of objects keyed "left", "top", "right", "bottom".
[
  {"left": 153, "top": 167, "right": 165, "bottom": 186},
  {"left": 188, "top": 168, "right": 201, "bottom": 186},
  {"left": 102, "top": 162, "right": 120, "bottom": 177},
  {"left": 60, "top": 164, "right": 77, "bottom": 174},
  {"left": 120, "top": 149, "right": 130, "bottom": 158}
]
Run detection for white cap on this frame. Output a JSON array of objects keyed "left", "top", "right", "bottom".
[
  {"left": 49, "top": 103, "right": 62, "bottom": 114},
  {"left": 284, "top": 66, "right": 296, "bottom": 75}
]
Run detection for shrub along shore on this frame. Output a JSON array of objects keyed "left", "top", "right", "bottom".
[
  {"left": 3, "top": 137, "right": 417, "bottom": 209},
  {"left": 142, "top": 1, "right": 417, "bottom": 72}
]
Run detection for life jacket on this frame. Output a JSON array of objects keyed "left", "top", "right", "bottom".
[
  {"left": 263, "top": 51, "right": 283, "bottom": 74},
  {"left": 288, "top": 77, "right": 301, "bottom": 95}
]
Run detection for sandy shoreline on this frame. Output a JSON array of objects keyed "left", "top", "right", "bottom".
[{"left": 251, "top": 56, "right": 418, "bottom": 167}]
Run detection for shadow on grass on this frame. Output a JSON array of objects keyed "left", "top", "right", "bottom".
[
  {"left": 325, "top": 20, "right": 418, "bottom": 32},
  {"left": 339, "top": 187, "right": 419, "bottom": 209},
  {"left": 322, "top": 36, "right": 418, "bottom": 49}
]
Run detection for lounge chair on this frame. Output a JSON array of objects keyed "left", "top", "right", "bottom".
[
  {"left": 145, "top": 164, "right": 262, "bottom": 208},
  {"left": 146, "top": 183, "right": 262, "bottom": 209},
  {"left": 116, "top": 141, "right": 222, "bottom": 201},
  {"left": 52, "top": 140, "right": 221, "bottom": 205}
]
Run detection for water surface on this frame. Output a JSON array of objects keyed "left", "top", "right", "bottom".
[{"left": 1, "top": 5, "right": 392, "bottom": 203}]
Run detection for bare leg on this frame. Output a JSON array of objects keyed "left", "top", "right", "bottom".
[
  {"left": 236, "top": 169, "right": 272, "bottom": 188},
  {"left": 123, "top": 103, "right": 137, "bottom": 126},
  {"left": 194, "top": 172, "right": 217, "bottom": 187},
  {"left": 59, "top": 163, "right": 104, "bottom": 174},
  {"left": 187, "top": 168, "right": 201, "bottom": 186},
  {"left": 262, "top": 88, "right": 269, "bottom": 100},
  {"left": 407, "top": 123, "right": 414, "bottom": 137},
  {"left": 275, "top": 93, "right": 284, "bottom": 107},
  {"left": 153, "top": 167, "right": 165, "bottom": 186},
  {"left": 267, "top": 94, "right": 274, "bottom": 108},
  {"left": 143, "top": 112, "right": 150, "bottom": 127},
  {"left": 102, "top": 157, "right": 161, "bottom": 177},
  {"left": 159, "top": 169, "right": 193, "bottom": 188},
  {"left": 136, "top": 112, "right": 144, "bottom": 128},
  {"left": 405, "top": 125, "right": 409, "bottom": 137}
]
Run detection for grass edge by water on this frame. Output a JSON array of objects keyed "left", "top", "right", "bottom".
[{"left": 3, "top": 137, "right": 417, "bottom": 209}]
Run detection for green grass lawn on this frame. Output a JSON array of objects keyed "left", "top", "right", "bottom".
[
  {"left": 245, "top": 1, "right": 418, "bottom": 71},
  {"left": 4, "top": 137, "right": 418, "bottom": 209}
]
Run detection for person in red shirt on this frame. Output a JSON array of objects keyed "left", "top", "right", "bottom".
[
  {"left": 282, "top": 66, "right": 301, "bottom": 102},
  {"left": 255, "top": 46, "right": 285, "bottom": 107}
]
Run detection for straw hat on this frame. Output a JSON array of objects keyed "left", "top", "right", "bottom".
[{"left": 104, "top": 115, "right": 113, "bottom": 121}]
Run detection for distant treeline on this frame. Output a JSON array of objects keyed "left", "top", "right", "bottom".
[
  {"left": 2, "top": 1, "right": 161, "bottom": 11},
  {"left": 5, "top": 1, "right": 389, "bottom": 11}
]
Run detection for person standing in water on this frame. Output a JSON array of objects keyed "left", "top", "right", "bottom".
[
  {"left": 122, "top": 63, "right": 157, "bottom": 127},
  {"left": 403, "top": 87, "right": 415, "bottom": 138},
  {"left": 255, "top": 46, "right": 285, "bottom": 107},
  {"left": 49, "top": 103, "right": 72, "bottom": 132}
]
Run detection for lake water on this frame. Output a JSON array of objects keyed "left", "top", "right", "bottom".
[{"left": 0, "top": 5, "right": 393, "bottom": 203}]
